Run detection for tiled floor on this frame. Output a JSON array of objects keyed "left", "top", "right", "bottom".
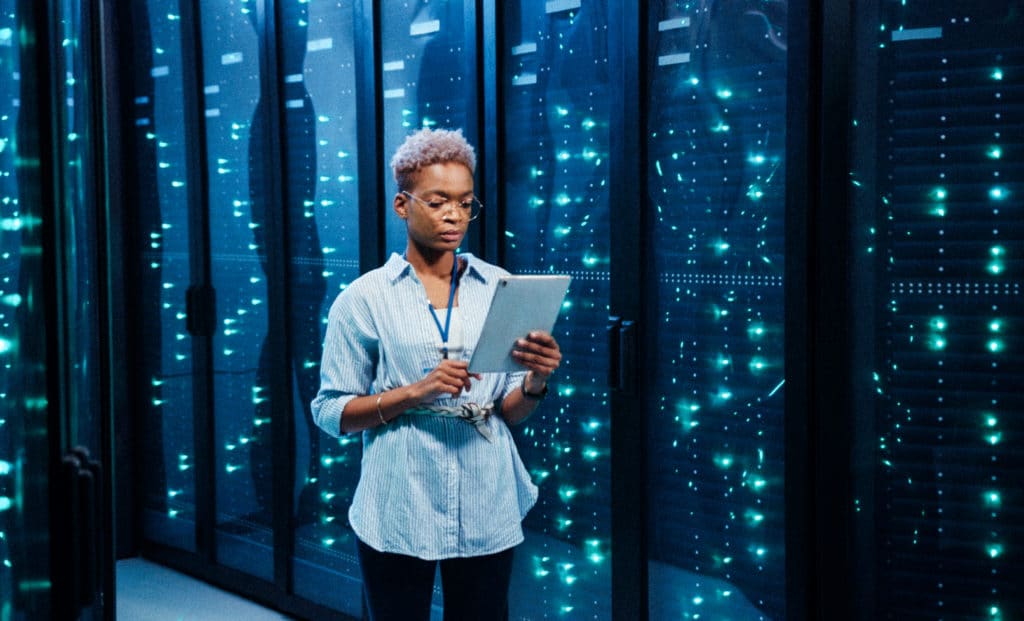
[{"left": 117, "top": 558, "right": 294, "bottom": 620}]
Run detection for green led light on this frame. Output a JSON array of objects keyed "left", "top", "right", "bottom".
[
  {"left": 930, "top": 187, "right": 947, "bottom": 201},
  {"left": 927, "top": 336, "right": 947, "bottom": 351},
  {"left": 987, "top": 339, "right": 1004, "bottom": 353},
  {"left": 987, "top": 432, "right": 1002, "bottom": 446},
  {"left": 991, "top": 68, "right": 1003, "bottom": 80},
  {"left": 987, "top": 543, "right": 1003, "bottom": 558},
  {"left": 989, "top": 186, "right": 1008, "bottom": 200},
  {"left": 987, "top": 146, "right": 1002, "bottom": 159},
  {"left": 713, "top": 454, "right": 734, "bottom": 469},
  {"left": 989, "top": 320, "right": 1002, "bottom": 333},
  {"left": 747, "top": 477, "right": 767, "bottom": 492},
  {"left": 532, "top": 556, "right": 551, "bottom": 578},
  {"left": 929, "top": 317, "right": 947, "bottom": 331},
  {"left": 744, "top": 509, "right": 765, "bottom": 525},
  {"left": 983, "top": 491, "right": 1001, "bottom": 507},
  {"left": 986, "top": 415, "right": 998, "bottom": 427}
]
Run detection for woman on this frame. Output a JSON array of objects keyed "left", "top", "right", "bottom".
[{"left": 311, "top": 127, "right": 561, "bottom": 620}]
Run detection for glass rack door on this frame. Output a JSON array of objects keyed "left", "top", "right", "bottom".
[
  {"left": 645, "top": 2, "right": 789, "bottom": 618},
  {"left": 501, "top": 1, "right": 614, "bottom": 617},
  {"left": 1, "top": 2, "right": 53, "bottom": 618},
  {"left": 850, "top": 3, "right": 1024, "bottom": 619},
  {"left": 281, "top": 2, "right": 365, "bottom": 615}
]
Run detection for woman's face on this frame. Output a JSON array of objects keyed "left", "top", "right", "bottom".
[{"left": 396, "top": 161, "right": 474, "bottom": 254}]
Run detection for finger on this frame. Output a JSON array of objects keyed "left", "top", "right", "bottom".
[
  {"left": 515, "top": 340, "right": 562, "bottom": 362},
  {"left": 515, "top": 339, "right": 559, "bottom": 358},
  {"left": 526, "top": 331, "right": 557, "bottom": 346},
  {"left": 439, "top": 359, "right": 471, "bottom": 371},
  {"left": 511, "top": 349, "right": 560, "bottom": 373}
]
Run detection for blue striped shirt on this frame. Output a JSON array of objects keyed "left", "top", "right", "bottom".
[{"left": 311, "top": 253, "right": 538, "bottom": 560}]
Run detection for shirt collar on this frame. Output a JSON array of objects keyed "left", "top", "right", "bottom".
[{"left": 384, "top": 252, "right": 489, "bottom": 285}]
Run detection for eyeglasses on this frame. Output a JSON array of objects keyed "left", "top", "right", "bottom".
[{"left": 402, "top": 191, "right": 483, "bottom": 221}]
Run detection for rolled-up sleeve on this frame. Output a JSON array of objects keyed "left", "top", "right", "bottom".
[
  {"left": 500, "top": 369, "right": 528, "bottom": 402},
  {"left": 311, "top": 284, "right": 379, "bottom": 437}
]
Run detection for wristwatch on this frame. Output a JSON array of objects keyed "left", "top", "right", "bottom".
[{"left": 521, "top": 378, "right": 549, "bottom": 400}]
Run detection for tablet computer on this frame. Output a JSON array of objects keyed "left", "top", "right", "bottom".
[{"left": 468, "top": 274, "right": 571, "bottom": 374}]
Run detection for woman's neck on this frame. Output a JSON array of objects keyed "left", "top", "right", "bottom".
[{"left": 405, "top": 243, "right": 456, "bottom": 281}]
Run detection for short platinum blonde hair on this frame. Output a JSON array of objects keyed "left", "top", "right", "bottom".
[{"left": 390, "top": 127, "right": 477, "bottom": 191}]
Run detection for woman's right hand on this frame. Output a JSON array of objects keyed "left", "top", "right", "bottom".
[{"left": 414, "top": 359, "right": 481, "bottom": 401}]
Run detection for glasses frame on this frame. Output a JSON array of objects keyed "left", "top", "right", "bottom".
[{"left": 401, "top": 190, "right": 484, "bottom": 221}]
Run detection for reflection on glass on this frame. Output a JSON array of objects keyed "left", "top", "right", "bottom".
[
  {"left": 646, "top": 2, "right": 787, "bottom": 619},
  {"left": 853, "top": 3, "right": 1023, "bottom": 618},
  {"left": 380, "top": 0, "right": 477, "bottom": 254},
  {"left": 282, "top": 2, "right": 364, "bottom": 615},
  {"left": 203, "top": 0, "right": 272, "bottom": 580},
  {"left": 502, "top": 2, "right": 613, "bottom": 617},
  {"left": 131, "top": 1, "right": 197, "bottom": 552},
  {"left": 54, "top": 0, "right": 104, "bottom": 458},
  {"left": 55, "top": 3, "right": 105, "bottom": 616},
  {"left": 1, "top": 3, "right": 52, "bottom": 616}
]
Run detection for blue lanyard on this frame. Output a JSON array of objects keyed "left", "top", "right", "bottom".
[{"left": 428, "top": 256, "right": 459, "bottom": 359}]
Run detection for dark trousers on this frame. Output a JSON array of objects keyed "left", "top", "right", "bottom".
[{"left": 356, "top": 539, "right": 515, "bottom": 621}]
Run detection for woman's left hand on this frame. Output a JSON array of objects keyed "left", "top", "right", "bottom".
[{"left": 512, "top": 331, "right": 562, "bottom": 389}]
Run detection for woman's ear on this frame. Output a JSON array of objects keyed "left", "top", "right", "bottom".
[{"left": 393, "top": 192, "right": 409, "bottom": 219}]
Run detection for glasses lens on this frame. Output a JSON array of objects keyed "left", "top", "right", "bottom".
[{"left": 467, "top": 197, "right": 483, "bottom": 220}]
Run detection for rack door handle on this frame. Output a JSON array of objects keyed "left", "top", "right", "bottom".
[
  {"left": 607, "top": 316, "right": 622, "bottom": 390},
  {"left": 619, "top": 320, "right": 637, "bottom": 396}
]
